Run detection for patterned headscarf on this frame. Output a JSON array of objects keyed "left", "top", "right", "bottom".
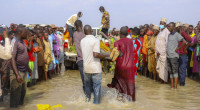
[{"left": 131, "top": 35, "right": 138, "bottom": 39}]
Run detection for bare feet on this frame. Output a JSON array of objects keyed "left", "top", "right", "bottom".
[{"left": 117, "top": 96, "right": 125, "bottom": 103}]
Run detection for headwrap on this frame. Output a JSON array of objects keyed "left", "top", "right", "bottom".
[
  {"left": 146, "top": 30, "right": 153, "bottom": 36},
  {"left": 176, "top": 22, "right": 183, "bottom": 28},
  {"left": 153, "top": 25, "right": 159, "bottom": 31},
  {"left": 131, "top": 35, "right": 139, "bottom": 39},
  {"left": 183, "top": 24, "right": 189, "bottom": 28},
  {"left": 161, "top": 18, "right": 167, "bottom": 23},
  {"left": 128, "top": 29, "right": 131, "bottom": 33}
]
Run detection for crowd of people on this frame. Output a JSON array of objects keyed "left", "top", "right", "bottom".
[
  {"left": 1, "top": 5, "right": 200, "bottom": 108},
  {"left": 0, "top": 24, "right": 65, "bottom": 108},
  {"left": 105, "top": 19, "right": 200, "bottom": 102},
  {"left": 107, "top": 20, "right": 200, "bottom": 84},
  {"left": 72, "top": 6, "right": 200, "bottom": 103}
]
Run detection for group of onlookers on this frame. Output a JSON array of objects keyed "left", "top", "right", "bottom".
[
  {"left": 0, "top": 24, "right": 65, "bottom": 108},
  {"left": 107, "top": 19, "right": 200, "bottom": 89},
  {"left": 1, "top": 5, "right": 200, "bottom": 107}
]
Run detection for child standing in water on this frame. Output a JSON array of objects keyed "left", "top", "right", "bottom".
[
  {"left": 31, "top": 34, "right": 40, "bottom": 85},
  {"left": 43, "top": 32, "right": 53, "bottom": 80}
]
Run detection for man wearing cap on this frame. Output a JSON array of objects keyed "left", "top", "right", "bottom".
[
  {"left": 183, "top": 24, "right": 189, "bottom": 32},
  {"left": 155, "top": 18, "right": 170, "bottom": 83},
  {"left": 66, "top": 12, "right": 83, "bottom": 45},
  {"left": 148, "top": 25, "right": 159, "bottom": 80},
  {"left": 167, "top": 22, "right": 186, "bottom": 89},
  {"left": 176, "top": 22, "right": 192, "bottom": 86}
]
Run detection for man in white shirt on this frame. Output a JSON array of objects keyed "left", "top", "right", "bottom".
[
  {"left": 81, "top": 25, "right": 109, "bottom": 104},
  {"left": 155, "top": 18, "right": 170, "bottom": 83},
  {"left": 66, "top": 12, "right": 83, "bottom": 45}
]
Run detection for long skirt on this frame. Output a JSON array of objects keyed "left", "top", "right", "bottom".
[
  {"left": 32, "top": 53, "right": 38, "bottom": 80},
  {"left": 192, "top": 48, "right": 199, "bottom": 73}
]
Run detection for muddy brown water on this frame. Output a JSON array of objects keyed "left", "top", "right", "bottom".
[{"left": 1, "top": 70, "right": 200, "bottom": 110}]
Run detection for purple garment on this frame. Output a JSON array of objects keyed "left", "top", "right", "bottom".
[
  {"left": 192, "top": 36, "right": 199, "bottom": 73},
  {"left": 73, "top": 31, "right": 85, "bottom": 63},
  {"left": 53, "top": 34, "right": 60, "bottom": 59},
  {"left": 53, "top": 34, "right": 60, "bottom": 51},
  {"left": 12, "top": 37, "right": 29, "bottom": 72}
]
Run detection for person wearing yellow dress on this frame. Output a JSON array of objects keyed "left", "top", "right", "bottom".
[
  {"left": 142, "top": 24, "right": 153, "bottom": 77},
  {"left": 43, "top": 32, "right": 53, "bottom": 81},
  {"left": 148, "top": 25, "right": 159, "bottom": 80}
]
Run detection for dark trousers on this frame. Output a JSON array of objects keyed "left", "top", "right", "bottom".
[
  {"left": 10, "top": 70, "right": 27, "bottom": 108},
  {"left": 101, "top": 28, "right": 108, "bottom": 37},
  {"left": 38, "top": 66, "right": 44, "bottom": 81},
  {"left": 66, "top": 24, "right": 75, "bottom": 38},
  {"left": 77, "top": 60, "right": 85, "bottom": 91},
  {"left": 179, "top": 54, "right": 188, "bottom": 85},
  {"left": 167, "top": 58, "right": 179, "bottom": 78}
]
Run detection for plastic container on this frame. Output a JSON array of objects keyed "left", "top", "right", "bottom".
[
  {"left": 64, "top": 40, "right": 69, "bottom": 52},
  {"left": 105, "top": 40, "right": 109, "bottom": 47}
]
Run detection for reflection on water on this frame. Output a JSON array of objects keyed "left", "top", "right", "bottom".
[{"left": 1, "top": 70, "right": 200, "bottom": 110}]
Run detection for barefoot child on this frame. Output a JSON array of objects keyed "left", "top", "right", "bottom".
[{"left": 43, "top": 32, "right": 53, "bottom": 80}]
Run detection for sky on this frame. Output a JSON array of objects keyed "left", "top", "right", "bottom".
[{"left": 1, "top": 0, "right": 200, "bottom": 29}]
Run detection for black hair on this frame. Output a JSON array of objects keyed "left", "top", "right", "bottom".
[
  {"left": 189, "top": 25, "right": 193, "bottom": 28},
  {"left": 78, "top": 12, "right": 82, "bottom": 15},
  {"left": 29, "top": 29, "right": 36, "bottom": 34},
  {"left": 120, "top": 26, "right": 128, "bottom": 36},
  {"left": 16, "top": 25, "right": 26, "bottom": 34},
  {"left": 84, "top": 25, "right": 92, "bottom": 35},
  {"left": 35, "top": 24, "right": 40, "bottom": 27},
  {"left": 8, "top": 31, "right": 14, "bottom": 36},
  {"left": 169, "top": 22, "right": 175, "bottom": 27},
  {"left": 140, "top": 26, "right": 144, "bottom": 29},
  {"left": 112, "top": 28, "right": 116, "bottom": 31},
  {"left": 18, "top": 24, "right": 25, "bottom": 27},
  {"left": 74, "top": 20, "right": 82, "bottom": 28},
  {"left": 134, "top": 27, "right": 140, "bottom": 35},
  {"left": 132, "top": 27, "right": 140, "bottom": 35},
  {"left": 99, "top": 6, "right": 104, "bottom": 10},
  {"left": 144, "top": 24, "right": 149, "bottom": 27}
]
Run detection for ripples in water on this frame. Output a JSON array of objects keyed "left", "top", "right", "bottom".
[{"left": 0, "top": 70, "right": 200, "bottom": 110}]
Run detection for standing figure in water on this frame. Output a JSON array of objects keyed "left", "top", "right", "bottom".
[
  {"left": 108, "top": 26, "right": 136, "bottom": 102},
  {"left": 73, "top": 20, "right": 85, "bottom": 92},
  {"left": 81, "top": 25, "right": 109, "bottom": 104}
]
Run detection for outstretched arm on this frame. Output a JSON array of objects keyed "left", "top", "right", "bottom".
[{"left": 0, "top": 29, "right": 12, "bottom": 60}]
